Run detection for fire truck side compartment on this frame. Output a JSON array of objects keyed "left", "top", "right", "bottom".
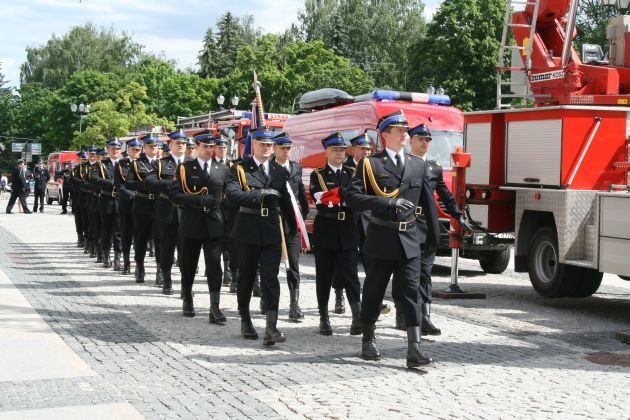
[{"left": 598, "top": 193, "right": 630, "bottom": 277}]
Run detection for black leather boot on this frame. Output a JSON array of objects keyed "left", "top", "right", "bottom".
[
  {"left": 96, "top": 249, "right": 103, "bottom": 263},
  {"left": 380, "top": 303, "right": 391, "bottom": 314},
  {"left": 334, "top": 289, "right": 345, "bottom": 314},
  {"left": 421, "top": 303, "right": 441, "bottom": 336},
  {"left": 113, "top": 252, "right": 121, "bottom": 271},
  {"left": 182, "top": 293, "right": 195, "bottom": 318},
  {"left": 84, "top": 240, "right": 90, "bottom": 254},
  {"left": 148, "top": 240, "right": 154, "bottom": 257},
  {"left": 122, "top": 254, "right": 131, "bottom": 275},
  {"left": 263, "top": 310, "right": 286, "bottom": 346},
  {"left": 362, "top": 323, "right": 380, "bottom": 361},
  {"left": 209, "top": 292, "right": 226, "bottom": 324},
  {"left": 252, "top": 274, "right": 261, "bottom": 297},
  {"left": 288, "top": 288, "right": 303, "bottom": 322},
  {"left": 394, "top": 300, "right": 406, "bottom": 330},
  {"left": 155, "top": 266, "right": 164, "bottom": 287},
  {"left": 229, "top": 270, "right": 238, "bottom": 293},
  {"left": 102, "top": 250, "right": 112, "bottom": 268},
  {"left": 259, "top": 296, "right": 266, "bottom": 315},
  {"left": 406, "top": 326, "right": 433, "bottom": 368},
  {"left": 89, "top": 242, "right": 96, "bottom": 258},
  {"left": 222, "top": 269, "right": 232, "bottom": 286},
  {"left": 349, "top": 302, "right": 363, "bottom": 335},
  {"left": 77, "top": 236, "right": 84, "bottom": 248},
  {"left": 162, "top": 269, "right": 173, "bottom": 295},
  {"left": 135, "top": 262, "right": 145, "bottom": 283},
  {"left": 319, "top": 312, "right": 332, "bottom": 336},
  {"left": 240, "top": 308, "right": 258, "bottom": 340}
]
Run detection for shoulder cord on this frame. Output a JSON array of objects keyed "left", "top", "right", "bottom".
[
  {"left": 362, "top": 158, "right": 399, "bottom": 198},
  {"left": 236, "top": 164, "right": 250, "bottom": 191},
  {"left": 315, "top": 168, "right": 328, "bottom": 192},
  {"left": 132, "top": 160, "right": 143, "bottom": 181},
  {"left": 117, "top": 162, "right": 126, "bottom": 182},
  {"left": 179, "top": 164, "right": 207, "bottom": 195}
]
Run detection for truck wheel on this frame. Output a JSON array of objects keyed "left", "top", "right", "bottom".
[
  {"left": 46, "top": 191, "right": 53, "bottom": 205},
  {"left": 567, "top": 267, "right": 603, "bottom": 298},
  {"left": 479, "top": 249, "right": 511, "bottom": 274},
  {"left": 527, "top": 226, "right": 577, "bottom": 298}
]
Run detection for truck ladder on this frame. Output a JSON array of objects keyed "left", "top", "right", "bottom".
[{"left": 496, "top": 0, "right": 541, "bottom": 109}]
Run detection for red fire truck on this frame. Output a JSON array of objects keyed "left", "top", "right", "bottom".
[
  {"left": 46, "top": 151, "right": 78, "bottom": 204},
  {"left": 284, "top": 88, "right": 513, "bottom": 274},
  {"left": 463, "top": 0, "right": 630, "bottom": 297}
]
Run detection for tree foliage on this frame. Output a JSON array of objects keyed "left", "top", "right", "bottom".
[
  {"left": 576, "top": 1, "right": 621, "bottom": 53},
  {"left": 408, "top": 0, "right": 505, "bottom": 111},
  {"left": 20, "top": 23, "right": 143, "bottom": 89}
]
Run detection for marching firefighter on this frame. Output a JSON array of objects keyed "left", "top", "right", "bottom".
[
  {"left": 310, "top": 132, "right": 362, "bottom": 336},
  {"left": 91, "top": 139, "right": 123, "bottom": 270},
  {"left": 83, "top": 145, "right": 100, "bottom": 260},
  {"left": 390, "top": 123, "right": 472, "bottom": 333},
  {"left": 32, "top": 160, "right": 50, "bottom": 213},
  {"left": 125, "top": 134, "right": 161, "bottom": 284},
  {"left": 213, "top": 135, "right": 239, "bottom": 290},
  {"left": 272, "top": 132, "right": 309, "bottom": 322},
  {"left": 184, "top": 138, "right": 196, "bottom": 162},
  {"left": 56, "top": 161, "right": 73, "bottom": 214},
  {"left": 344, "top": 110, "right": 433, "bottom": 368},
  {"left": 68, "top": 152, "right": 88, "bottom": 246},
  {"left": 115, "top": 139, "right": 142, "bottom": 275},
  {"left": 225, "top": 127, "right": 296, "bottom": 345},
  {"left": 145, "top": 129, "right": 187, "bottom": 295},
  {"left": 170, "top": 132, "right": 230, "bottom": 321}
]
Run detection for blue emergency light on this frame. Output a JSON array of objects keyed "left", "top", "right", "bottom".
[{"left": 361, "top": 89, "right": 451, "bottom": 106}]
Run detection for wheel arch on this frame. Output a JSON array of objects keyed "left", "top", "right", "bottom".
[{"left": 515, "top": 210, "right": 556, "bottom": 272}]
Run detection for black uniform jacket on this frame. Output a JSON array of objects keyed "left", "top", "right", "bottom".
[
  {"left": 309, "top": 164, "right": 358, "bottom": 250},
  {"left": 125, "top": 155, "right": 159, "bottom": 216},
  {"left": 33, "top": 167, "right": 50, "bottom": 190},
  {"left": 86, "top": 162, "right": 100, "bottom": 212},
  {"left": 274, "top": 158, "right": 309, "bottom": 219},
  {"left": 91, "top": 158, "right": 118, "bottom": 215},
  {"left": 225, "top": 157, "right": 295, "bottom": 246},
  {"left": 66, "top": 166, "right": 82, "bottom": 205},
  {"left": 344, "top": 150, "right": 428, "bottom": 260},
  {"left": 114, "top": 159, "right": 135, "bottom": 203},
  {"left": 146, "top": 155, "right": 181, "bottom": 224},
  {"left": 169, "top": 159, "right": 230, "bottom": 241},
  {"left": 418, "top": 159, "right": 462, "bottom": 252}
]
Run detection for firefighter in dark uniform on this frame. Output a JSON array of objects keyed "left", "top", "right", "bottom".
[
  {"left": 170, "top": 132, "right": 230, "bottom": 321},
  {"left": 225, "top": 128, "right": 296, "bottom": 346},
  {"left": 91, "top": 139, "right": 123, "bottom": 270},
  {"left": 79, "top": 149, "right": 94, "bottom": 255},
  {"left": 310, "top": 132, "right": 362, "bottom": 335},
  {"left": 391, "top": 123, "right": 472, "bottom": 334},
  {"left": 68, "top": 152, "right": 88, "bottom": 246},
  {"left": 125, "top": 134, "right": 161, "bottom": 283},
  {"left": 115, "top": 139, "right": 142, "bottom": 275},
  {"left": 84, "top": 146, "right": 101, "bottom": 260},
  {"left": 32, "top": 160, "right": 50, "bottom": 213},
  {"left": 184, "top": 138, "right": 196, "bottom": 162},
  {"left": 145, "top": 129, "right": 187, "bottom": 295},
  {"left": 272, "top": 133, "right": 309, "bottom": 322},
  {"left": 344, "top": 110, "right": 433, "bottom": 368},
  {"left": 56, "top": 161, "right": 72, "bottom": 214}
]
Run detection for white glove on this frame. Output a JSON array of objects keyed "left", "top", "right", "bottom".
[{"left": 313, "top": 191, "right": 324, "bottom": 204}]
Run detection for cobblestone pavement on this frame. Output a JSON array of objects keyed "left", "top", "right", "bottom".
[{"left": 1, "top": 199, "right": 630, "bottom": 419}]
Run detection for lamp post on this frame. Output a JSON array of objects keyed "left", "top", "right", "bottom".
[
  {"left": 231, "top": 95, "right": 239, "bottom": 108},
  {"left": 70, "top": 102, "right": 90, "bottom": 133},
  {"left": 217, "top": 94, "right": 225, "bottom": 110}
]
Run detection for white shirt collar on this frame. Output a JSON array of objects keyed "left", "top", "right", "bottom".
[
  {"left": 197, "top": 157, "right": 211, "bottom": 172},
  {"left": 171, "top": 154, "right": 183, "bottom": 165},
  {"left": 353, "top": 158, "right": 359, "bottom": 166},
  {"left": 215, "top": 156, "right": 226, "bottom": 164},
  {"left": 327, "top": 162, "right": 342, "bottom": 172},
  {"left": 276, "top": 159, "right": 290, "bottom": 170},
  {"left": 253, "top": 157, "right": 270, "bottom": 174},
  {"left": 385, "top": 148, "right": 404, "bottom": 165}
]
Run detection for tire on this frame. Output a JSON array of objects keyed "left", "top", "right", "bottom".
[
  {"left": 479, "top": 249, "right": 511, "bottom": 274},
  {"left": 567, "top": 267, "right": 603, "bottom": 298},
  {"left": 527, "top": 226, "right": 577, "bottom": 298},
  {"left": 619, "top": 275, "right": 630, "bottom": 281}
]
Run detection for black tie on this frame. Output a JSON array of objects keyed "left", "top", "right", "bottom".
[
  {"left": 203, "top": 162, "right": 208, "bottom": 175},
  {"left": 335, "top": 169, "right": 342, "bottom": 185},
  {"left": 395, "top": 153, "right": 402, "bottom": 171},
  {"left": 260, "top": 163, "right": 268, "bottom": 182},
  {"left": 220, "top": 159, "right": 224, "bottom": 164}
]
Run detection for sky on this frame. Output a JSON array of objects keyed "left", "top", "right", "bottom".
[{"left": 0, "top": 0, "right": 442, "bottom": 89}]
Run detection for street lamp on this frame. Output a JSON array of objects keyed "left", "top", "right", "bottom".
[
  {"left": 231, "top": 95, "right": 239, "bottom": 108},
  {"left": 70, "top": 102, "right": 90, "bottom": 133},
  {"left": 217, "top": 94, "right": 225, "bottom": 110},
  {"left": 426, "top": 85, "right": 435, "bottom": 95}
]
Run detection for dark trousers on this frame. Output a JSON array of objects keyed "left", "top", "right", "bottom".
[
  {"left": 100, "top": 211, "right": 121, "bottom": 253},
  {"left": 361, "top": 255, "right": 422, "bottom": 327},
  {"left": 314, "top": 246, "right": 361, "bottom": 313},
  {"left": 285, "top": 231, "right": 302, "bottom": 291},
  {"left": 132, "top": 200, "right": 160, "bottom": 264},
  {"left": 80, "top": 203, "right": 90, "bottom": 240},
  {"left": 89, "top": 208, "right": 101, "bottom": 248},
  {"left": 181, "top": 237, "right": 223, "bottom": 296},
  {"left": 118, "top": 200, "right": 133, "bottom": 255},
  {"left": 33, "top": 188, "right": 45, "bottom": 211},
  {"left": 73, "top": 203, "right": 83, "bottom": 237},
  {"left": 159, "top": 220, "right": 180, "bottom": 273},
  {"left": 237, "top": 242, "right": 281, "bottom": 312},
  {"left": 61, "top": 187, "right": 70, "bottom": 211},
  {"left": 392, "top": 243, "right": 434, "bottom": 304},
  {"left": 6, "top": 190, "right": 28, "bottom": 213}
]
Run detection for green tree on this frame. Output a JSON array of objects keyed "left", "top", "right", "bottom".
[
  {"left": 198, "top": 28, "right": 220, "bottom": 78},
  {"left": 576, "top": 0, "right": 621, "bottom": 53},
  {"left": 408, "top": 0, "right": 505, "bottom": 111},
  {"left": 20, "top": 23, "right": 143, "bottom": 89}
]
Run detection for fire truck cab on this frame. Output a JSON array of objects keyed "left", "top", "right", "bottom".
[{"left": 284, "top": 89, "right": 513, "bottom": 274}]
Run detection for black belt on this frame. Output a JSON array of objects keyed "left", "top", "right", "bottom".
[
  {"left": 159, "top": 193, "right": 170, "bottom": 200},
  {"left": 135, "top": 192, "right": 157, "bottom": 200},
  {"left": 188, "top": 204, "right": 218, "bottom": 213},
  {"left": 239, "top": 206, "right": 278, "bottom": 217},
  {"left": 100, "top": 190, "right": 117, "bottom": 198},
  {"left": 371, "top": 216, "right": 417, "bottom": 232},
  {"left": 317, "top": 208, "right": 350, "bottom": 221}
]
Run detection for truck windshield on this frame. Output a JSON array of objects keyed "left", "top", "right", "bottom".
[{"left": 404, "top": 130, "right": 463, "bottom": 169}]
